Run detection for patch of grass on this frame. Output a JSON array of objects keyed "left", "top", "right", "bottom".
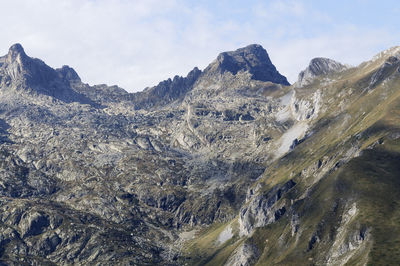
[
  {"left": 183, "top": 221, "right": 242, "bottom": 265},
  {"left": 183, "top": 56, "right": 400, "bottom": 265}
]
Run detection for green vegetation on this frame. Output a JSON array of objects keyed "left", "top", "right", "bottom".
[
  {"left": 183, "top": 221, "right": 242, "bottom": 265},
  {"left": 183, "top": 50, "right": 400, "bottom": 265}
]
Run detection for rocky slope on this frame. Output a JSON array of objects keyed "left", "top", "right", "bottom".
[
  {"left": 296, "top": 57, "right": 347, "bottom": 87},
  {"left": 0, "top": 43, "right": 399, "bottom": 265}
]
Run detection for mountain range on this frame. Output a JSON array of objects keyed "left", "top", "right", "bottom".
[{"left": 0, "top": 42, "right": 399, "bottom": 265}]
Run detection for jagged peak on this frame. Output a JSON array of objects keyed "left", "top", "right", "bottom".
[
  {"left": 2, "top": 43, "right": 57, "bottom": 85},
  {"left": 0, "top": 44, "right": 99, "bottom": 105},
  {"left": 8, "top": 43, "right": 26, "bottom": 55},
  {"left": 307, "top": 57, "right": 346, "bottom": 75},
  {"left": 371, "top": 46, "right": 400, "bottom": 62},
  {"left": 6, "top": 43, "right": 28, "bottom": 63},
  {"left": 129, "top": 66, "right": 202, "bottom": 109},
  {"left": 296, "top": 57, "right": 347, "bottom": 87},
  {"left": 355, "top": 46, "right": 400, "bottom": 72},
  {"left": 219, "top": 44, "right": 270, "bottom": 60},
  {"left": 56, "top": 65, "right": 81, "bottom": 82},
  {"left": 205, "top": 44, "right": 290, "bottom": 85}
]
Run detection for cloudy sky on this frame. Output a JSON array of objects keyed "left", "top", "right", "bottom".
[{"left": 1, "top": 0, "right": 399, "bottom": 91}]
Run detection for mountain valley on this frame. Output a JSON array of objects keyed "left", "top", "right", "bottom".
[{"left": 0, "top": 43, "right": 399, "bottom": 265}]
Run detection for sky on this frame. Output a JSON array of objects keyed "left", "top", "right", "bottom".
[{"left": 0, "top": 0, "right": 399, "bottom": 92}]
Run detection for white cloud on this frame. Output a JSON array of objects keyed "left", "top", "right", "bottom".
[
  {"left": 0, "top": 0, "right": 398, "bottom": 91},
  {"left": 267, "top": 28, "right": 398, "bottom": 83},
  {"left": 254, "top": 0, "right": 306, "bottom": 19},
  {"left": 0, "top": 0, "right": 183, "bottom": 91}
]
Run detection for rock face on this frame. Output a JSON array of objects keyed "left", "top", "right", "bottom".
[
  {"left": 126, "top": 67, "right": 202, "bottom": 109},
  {"left": 225, "top": 242, "right": 260, "bottom": 266},
  {"left": 297, "top": 57, "right": 347, "bottom": 87},
  {"left": 2, "top": 43, "right": 58, "bottom": 87},
  {"left": 0, "top": 43, "right": 290, "bottom": 264},
  {"left": 0, "top": 43, "right": 400, "bottom": 265},
  {"left": 0, "top": 43, "right": 96, "bottom": 105},
  {"left": 205, "top": 44, "right": 290, "bottom": 85},
  {"left": 290, "top": 89, "right": 322, "bottom": 121},
  {"left": 56, "top": 65, "right": 81, "bottom": 82},
  {"left": 18, "top": 211, "right": 51, "bottom": 238},
  {"left": 239, "top": 179, "right": 296, "bottom": 236}
]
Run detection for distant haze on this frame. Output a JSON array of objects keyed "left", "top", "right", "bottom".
[{"left": 1, "top": 0, "right": 399, "bottom": 92}]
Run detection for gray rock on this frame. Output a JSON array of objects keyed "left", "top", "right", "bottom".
[
  {"left": 18, "top": 211, "right": 50, "bottom": 238},
  {"left": 297, "top": 57, "right": 347, "bottom": 87},
  {"left": 225, "top": 242, "right": 260, "bottom": 266},
  {"left": 239, "top": 180, "right": 296, "bottom": 236},
  {"left": 125, "top": 67, "right": 202, "bottom": 110},
  {"left": 0, "top": 42, "right": 396, "bottom": 265},
  {"left": 369, "top": 55, "right": 400, "bottom": 89},
  {"left": 204, "top": 44, "right": 290, "bottom": 85},
  {"left": 0, "top": 43, "right": 98, "bottom": 105},
  {"left": 56, "top": 65, "right": 81, "bottom": 82}
]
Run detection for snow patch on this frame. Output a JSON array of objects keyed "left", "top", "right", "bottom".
[
  {"left": 275, "top": 90, "right": 295, "bottom": 122},
  {"left": 275, "top": 106, "right": 291, "bottom": 122},
  {"left": 280, "top": 90, "right": 294, "bottom": 107},
  {"left": 218, "top": 225, "right": 233, "bottom": 245},
  {"left": 179, "top": 229, "right": 198, "bottom": 241},
  {"left": 275, "top": 122, "right": 309, "bottom": 158}
]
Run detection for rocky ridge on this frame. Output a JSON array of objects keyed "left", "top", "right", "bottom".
[
  {"left": 205, "top": 44, "right": 289, "bottom": 85},
  {"left": 0, "top": 43, "right": 399, "bottom": 265},
  {"left": 296, "top": 57, "right": 347, "bottom": 87}
]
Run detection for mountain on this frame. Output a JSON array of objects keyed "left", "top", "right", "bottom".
[
  {"left": 0, "top": 44, "right": 97, "bottom": 106},
  {"left": 204, "top": 44, "right": 290, "bottom": 85},
  {"left": 296, "top": 57, "right": 347, "bottom": 87},
  {"left": 0, "top": 43, "right": 399, "bottom": 265},
  {"left": 125, "top": 66, "right": 202, "bottom": 110}
]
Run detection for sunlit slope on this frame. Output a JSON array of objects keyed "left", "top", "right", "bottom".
[{"left": 183, "top": 48, "right": 400, "bottom": 265}]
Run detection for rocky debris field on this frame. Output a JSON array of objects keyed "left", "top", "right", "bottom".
[{"left": 0, "top": 43, "right": 400, "bottom": 265}]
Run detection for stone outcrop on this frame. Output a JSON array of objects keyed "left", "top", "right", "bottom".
[
  {"left": 126, "top": 67, "right": 202, "bottom": 109},
  {"left": 0, "top": 43, "right": 291, "bottom": 264},
  {"left": 0, "top": 43, "right": 398, "bottom": 265},
  {"left": 225, "top": 242, "right": 260, "bottom": 266},
  {"left": 297, "top": 57, "right": 347, "bottom": 87},
  {"left": 0, "top": 43, "right": 97, "bottom": 105},
  {"left": 204, "top": 44, "right": 290, "bottom": 85},
  {"left": 290, "top": 89, "right": 322, "bottom": 121},
  {"left": 239, "top": 180, "right": 296, "bottom": 236}
]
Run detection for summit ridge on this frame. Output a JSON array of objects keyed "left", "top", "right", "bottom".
[{"left": 0, "top": 43, "right": 399, "bottom": 265}]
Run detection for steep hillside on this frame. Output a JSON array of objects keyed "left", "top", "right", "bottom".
[
  {"left": 0, "top": 43, "right": 399, "bottom": 265},
  {"left": 183, "top": 46, "right": 400, "bottom": 266}
]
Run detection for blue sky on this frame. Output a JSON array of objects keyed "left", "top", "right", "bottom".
[{"left": 1, "top": 0, "right": 399, "bottom": 91}]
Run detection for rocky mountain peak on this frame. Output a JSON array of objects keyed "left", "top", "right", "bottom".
[
  {"left": 6, "top": 43, "right": 27, "bottom": 63},
  {"left": 0, "top": 44, "right": 97, "bottom": 105},
  {"left": 56, "top": 65, "right": 81, "bottom": 82},
  {"left": 371, "top": 46, "right": 400, "bottom": 62},
  {"left": 297, "top": 57, "right": 347, "bottom": 87},
  {"left": 3, "top": 43, "right": 31, "bottom": 77},
  {"left": 205, "top": 44, "right": 290, "bottom": 85},
  {"left": 127, "top": 66, "right": 202, "bottom": 109},
  {"left": 308, "top": 57, "right": 346, "bottom": 75},
  {"left": 2, "top": 43, "right": 55, "bottom": 84},
  {"left": 0, "top": 42, "right": 399, "bottom": 265}
]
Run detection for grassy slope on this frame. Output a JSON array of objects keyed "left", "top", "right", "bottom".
[{"left": 183, "top": 53, "right": 400, "bottom": 265}]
